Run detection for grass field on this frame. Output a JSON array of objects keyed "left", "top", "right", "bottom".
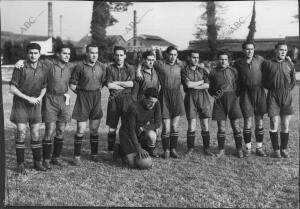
[{"left": 3, "top": 82, "right": 299, "bottom": 208}]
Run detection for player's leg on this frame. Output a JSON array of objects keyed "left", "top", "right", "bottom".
[
  {"left": 280, "top": 115, "right": 292, "bottom": 158},
  {"left": 15, "top": 123, "right": 27, "bottom": 174},
  {"left": 186, "top": 118, "right": 196, "bottom": 155},
  {"left": 230, "top": 119, "right": 244, "bottom": 158},
  {"left": 89, "top": 119, "right": 101, "bottom": 161},
  {"left": 200, "top": 118, "right": 213, "bottom": 156},
  {"left": 269, "top": 115, "right": 280, "bottom": 158},
  {"left": 51, "top": 121, "right": 67, "bottom": 166},
  {"left": 42, "top": 122, "right": 55, "bottom": 169},
  {"left": 170, "top": 116, "right": 180, "bottom": 158},
  {"left": 30, "top": 123, "right": 46, "bottom": 171},
  {"left": 140, "top": 130, "right": 158, "bottom": 157},
  {"left": 243, "top": 117, "right": 252, "bottom": 157},
  {"left": 216, "top": 120, "right": 226, "bottom": 157},
  {"left": 73, "top": 121, "right": 86, "bottom": 165},
  {"left": 161, "top": 118, "right": 171, "bottom": 158},
  {"left": 254, "top": 115, "right": 266, "bottom": 157}
]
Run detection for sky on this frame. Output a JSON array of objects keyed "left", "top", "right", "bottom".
[{"left": 1, "top": 0, "right": 299, "bottom": 49}]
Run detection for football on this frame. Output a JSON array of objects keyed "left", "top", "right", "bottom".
[{"left": 134, "top": 156, "right": 152, "bottom": 169}]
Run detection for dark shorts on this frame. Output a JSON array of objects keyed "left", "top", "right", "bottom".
[
  {"left": 184, "top": 90, "right": 211, "bottom": 119},
  {"left": 212, "top": 91, "right": 243, "bottom": 121},
  {"left": 119, "top": 128, "right": 156, "bottom": 155},
  {"left": 10, "top": 97, "right": 42, "bottom": 124},
  {"left": 239, "top": 86, "right": 267, "bottom": 118},
  {"left": 106, "top": 92, "right": 134, "bottom": 129},
  {"left": 72, "top": 90, "right": 103, "bottom": 122},
  {"left": 267, "top": 90, "right": 294, "bottom": 117},
  {"left": 42, "top": 93, "right": 71, "bottom": 123},
  {"left": 159, "top": 88, "right": 185, "bottom": 119}
]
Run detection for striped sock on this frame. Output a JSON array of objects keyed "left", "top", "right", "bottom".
[
  {"left": 201, "top": 131, "right": 210, "bottom": 149},
  {"left": 269, "top": 131, "right": 279, "bottom": 151},
  {"left": 170, "top": 131, "right": 179, "bottom": 150},
  {"left": 217, "top": 131, "right": 226, "bottom": 150},
  {"left": 16, "top": 142, "right": 25, "bottom": 164},
  {"left": 74, "top": 135, "right": 83, "bottom": 157},
  {"left": 187, "top": 131, "right": 195, "bottom": 149},
  {"left": 234, "top": 131, "right": 243, "bottom": 150},
  {"left": 52, "top": 137, "right": 64, "bottom": 158},
  {"left": 243, "top": 128, "right": 252, "bottom": 149},
  {"left": 42, "top": 140, "right": 52, "bottom": 161},
  {"left": 161, "top": 133, "right": 170, "bottom": 151},
  {"left": 90, "top": 134, "right": 99, "bottom": 156},
  {"left": 280, "top": 132, "right": 289, "bottom": 150},
  {"left": 31, "top": 140, "right": 42, "bottom": 162}
]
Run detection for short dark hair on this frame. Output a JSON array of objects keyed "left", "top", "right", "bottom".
[
  {"left": 86, "top": 44, "right": 98, "bottom": 52},
  {"left": 56, "top": 44, "right": 71, "bottom": 53},
  {"left": 26, "top": 43, "right": 41, "bottom": 52},
  {"left": 113, "top": 46, "right": 126, "bottom": 54},
  {"left": 166, "top": 46, "right": 178, "bottom": 54},
  {"left": 188, "top": 49, "right": 200, "bottom": 57},
  {"left": 144, "top": 87, "right": 159, "bottom": 99},
  {"left": 217, "top": 50, "right": 231, "bottom": 59},
  {"left": 275, "top": 41, "right": 288, "bottom": 49},
  {"left": 142, "top": 51, "right": 156, "bottom": 60},
  {"left": 242, "top": 41, "right": 255, "bottom": 50}
]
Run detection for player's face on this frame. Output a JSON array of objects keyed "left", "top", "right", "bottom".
[
  {"left": 58, "top": 48, "right": 71, "bottom": 63},
  {"left": 275, "top": 45, "right": 288, "bottom": 61},
  {"left": 189, "top": 53, "right": 199, "bottom": 66},
  {"left": 218, "top": 55, "right": 229, "bottom": 68},
  {"left": 145, "top": 55, "right": 155, "bottom": 69},
  {"left": 87, "top": 47, "right": 99, "bottom": 63},
  {"left": 27, "top": 49, "right": 40, "bottom": 63},
  {"left": 243, "top": 44, "right": 254, "bottom": 59},
  {"left": 114, "top": 50, "right": 126, "bottom": 66},
  {"left": 144, "top": 96, "right": 158, "bottom": 110},
  {"left": 167, "top": 50, "right": 178, "bottom": 64}
]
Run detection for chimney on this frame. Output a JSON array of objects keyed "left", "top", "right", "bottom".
[
  {"left": 133, "top": 10, "right": 137, "bottom": 46},
  {"left": 59, "top": 15, "right": 62, "bottom": 38},
  {"left": 48, "top": 2, "right": 53, "bottom": 37}
]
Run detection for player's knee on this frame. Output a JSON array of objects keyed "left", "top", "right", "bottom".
[
  {"left": 145, "top": 130, "right": 157, "bottom": 147},
  {"left": 77, "top": 126, "right": 85, "bottom": 136},
  {"left": 16, "top": 129, "right": 26, "bottom": 142},
  {"left": 244, "top": 118, "right": 252, "bottom": 129},
  {"left": 90, "top": 128, "right": 98, "bottom": 136},
  {"left": 31, "top": 132, "right": 40, "bottom": 141}
]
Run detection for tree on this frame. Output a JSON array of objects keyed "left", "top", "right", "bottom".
[
  {"left": 194, "top": 1, "right": 225, "bottom": 59},
  {"left": 90, "top": 1, "right": 132, "bottom": 56},
  {"left": 246, "top": 0, "right": 256, "bottom": 41}
]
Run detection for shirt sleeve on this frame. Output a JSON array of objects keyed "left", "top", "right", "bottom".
[
  {"left": 69, "top": 64, "right": 81, "bottom": 85},
  {"left": 106, "top": 65, "right": 114, "bottom": 83},
  {"left": 203, "top": 69, "right": 209, "bottom": 84},
  {"left": 9, "top": 68, "right": 23, "bottom": 88},
  {"left": 261, "top": 60, "right": 271, "bottom": 90},
  {"left": 127, "top": 105, "right": 142, "bottom": 151},
  {"left": 100, "top": 63, "right": 107, "bottom": 87},
  {"left": 208, "top": 70, "right": 216, "bottom": 96}
]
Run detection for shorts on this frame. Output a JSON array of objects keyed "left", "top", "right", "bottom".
[
  {"left": 267, "top": 90, "right": 294, "bottom": 117},
  {"left": 42, "top": 93, "right": 71, "bottom": 123},
  {"left": 184, "top": 90, "right": 211, "bottom": 119},
  {"left": 212, "top": 91, "right": 243, "bottom": 121},
  {"left": 10, "top": 96, "right": 42, "bottom": 124},
  {"left": 159, "top": 88, "right": 185, "bottom": 119},
  {"left": 119, "top": 127, "right": 156, "bottom": 155},
  {"left": 106, "top": 92, "right": 134, "bottom": 129},
  {"left": 239, "top": 86, "right": 267, "bottom": 118},
  {"left": 72, "top": 90, "right": 103, "bottom": 122}
]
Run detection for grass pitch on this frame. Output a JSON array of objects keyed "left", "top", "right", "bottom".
[{"left": 3, "top": 83, "right": 299, "bottom": 208}]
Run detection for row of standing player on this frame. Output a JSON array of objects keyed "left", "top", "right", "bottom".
[{"left": 9, "top": 41, "right": 295, "bottom": 172}]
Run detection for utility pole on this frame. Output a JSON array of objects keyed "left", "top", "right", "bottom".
[
  {"left": 59, "top": 15, "right": 62, "bottom": 38},
  {"left": 133, "top": 10, "right": 137, "bottom": 47}
]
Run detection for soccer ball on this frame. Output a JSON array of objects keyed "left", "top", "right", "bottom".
[{"left": 134, "top": 156, "right": 152, "bottom": 169}]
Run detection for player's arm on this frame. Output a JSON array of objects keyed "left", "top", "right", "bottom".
[
  {"left": 127, "top": 107, "right": 149, "bottom": 158},
  {"left": 107, "top": 82, "right": 125, "bottom": 90},
  {"left": 69, "top": 64, "right": 81, "bottom": 93},
  {"left": 112, "top": 81, "right": 133, "bottom": 88}
]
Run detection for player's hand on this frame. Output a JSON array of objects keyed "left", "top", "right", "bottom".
[
  {"left": 64, "top": 93, "right": 70, "bottom": 105},
  {"left": 15, "top": 60, "right": 25, "bottom": 69},
  {"left": 137, "top": 147, "right": 149, "bottom": 159},
  {"left": 136, "top": 64, "right": 143, "bottom": 81},
  {"left": 27, "top": 97, "right": 40, "bottom": 105}
]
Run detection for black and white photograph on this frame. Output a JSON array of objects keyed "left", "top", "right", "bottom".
[{"left": 0, "top": 0, "right": 299, "bottom": 207}]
